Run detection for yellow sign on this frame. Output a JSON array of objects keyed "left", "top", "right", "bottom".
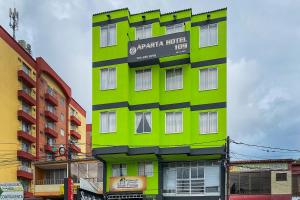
[{"left": 109, "top": 176, "right": 146, "bottom": 192}]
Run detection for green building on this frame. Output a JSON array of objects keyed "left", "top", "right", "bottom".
[{"left": 92, "top": 7, "right": 227, "bottom": 200}]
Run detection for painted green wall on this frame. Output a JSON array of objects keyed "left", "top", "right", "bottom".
[{"left": 92, "top": 8, "right": 227, "bottom": 195}]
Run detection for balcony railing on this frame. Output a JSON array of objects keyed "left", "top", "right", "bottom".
[
  {"left": 44, "top": 144, "right": 56, "bottom": 154},
  {"left": 44, "top": 110, "right": 58, "bottom": 122},
  {"left": 70, "top": 143, "right": 81, "bottom": 153},
  {"left": 44, "top": 127, "right": 58, "bottom": 138},
  {"left": 18, "top": 90, "right": 36, "bottom": 106},
  {"left": 35, "top": 178, "right": 65, "bottom": 185},
  {"left": 45, "top": 93, "right": 58, "bottom": 106},
  {"left": 18, "top": 165, "right": 33, "bottom": 173},
  {"left": 17, "top": 130, "right": 35, "bottom": 143},
  {"left": 18, "top": 70, "right": 36, "bottom": 88},
  {"left": 18, "top": 110, "right": 35, "bottom": 124},
  {"left": 70, "top": 130, "right": 81, "bottom": 140},
  {"left": 17, "top": 149, "right": 35, "bottom": 161}
]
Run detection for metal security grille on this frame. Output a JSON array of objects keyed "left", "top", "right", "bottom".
[{"left": 107, "top": 194, "right": 143, "bottom": 199}]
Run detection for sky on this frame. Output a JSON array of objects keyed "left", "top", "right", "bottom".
[{"left": 1, "top": 0, "right": 300, "bottom": 160}]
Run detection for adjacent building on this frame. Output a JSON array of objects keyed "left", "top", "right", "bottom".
[
  {"left": 0, "top": 25, "right": 87, "bottom": 198},
  {"left": 229, "top": 159, "right": 294, "bottom": 200},
  {"left": 92, "top": 8, "right": 227, "bottom": 200}
]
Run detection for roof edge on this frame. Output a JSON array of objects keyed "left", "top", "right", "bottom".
[{"left": 70, "top": 98, "right": 86, "bottom": 116}]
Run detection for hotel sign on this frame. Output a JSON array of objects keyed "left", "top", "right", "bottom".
[
  {"left": 109, "top": 176, "right": 146, "bottom": 192},
  {"left": 128, "top": 31, "right": 190, "bottom": 63}
]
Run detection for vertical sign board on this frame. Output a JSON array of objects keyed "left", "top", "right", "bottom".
[
  {"left": 77, "top": 188, "right": 104, "bottom": 200},
  {"left": 128, "top": 31, "right": 190, "bottom": 63},
  {"left": 64, "top": 177, "right": 73, "bottom": 200},
  {"left": 0, "top": 182, "right": 23, "bottom": 200}
]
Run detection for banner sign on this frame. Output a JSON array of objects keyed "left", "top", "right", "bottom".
[
  {"left": 230, "top": 163, "right": 289, "bottom": 172},
  {"left": 77, "top": 188, "right": 104, "bottom": 200},
  {"left": 0, "top": 182, "right": 23, "bottom": 200},
  {"left": 109, "top": 176, "right": 146, "bottom": 192},
  {"left": 128, "top": 31, "right": 190, "bottom": 63}
]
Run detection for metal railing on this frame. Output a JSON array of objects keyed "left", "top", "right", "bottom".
[
  {"left": 36, "top": 177, "right": 101, "bottom": 185},
  {"left": 18, "top": 166, "right": 33, "bottom": 173}
]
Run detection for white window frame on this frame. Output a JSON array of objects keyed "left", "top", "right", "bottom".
[
  {"left": 199, "top": 67, "right": 218, "bottom": 91},
  {"left": 135, "top": 112, "right": 152, "bottom": 134},
  {"left": 165, "top": 111, "right": 183, "bottom": 134},
  {"left": 135, "top": 24, "right": 152, "bottom": 40},
  {"left": 199, "top": 112, "right": 218, "bottom": 134},
  {"left": 138, "top": 161, "right": 154, "bottom": 177},
  {"left": 135, "top": 68, "right": 152, "bottom": 91},
  {"left": 166, "top": 23, "right": 184, "bottom": 34},
  {"left": 165, "top": 67, "right": 183, "bottom": 91},
  {"left": 199, "top": 23, "right": 218, "bottom": 48},
  {"left": 112, "top": 164, "right": 127, "bottom": 177},
  {"left": 100, "top": 111, "right": 116, "bottom": 133},
  {"left": 100, "top": 67, "right": 117, "bottom": 90},
  {"left": 100, "top": 23, "right": 117, "bottom": 47}
]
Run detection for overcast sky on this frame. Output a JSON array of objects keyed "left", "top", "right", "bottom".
[{"left": 1, "top": 0, "right": 300, "bottom": 160}]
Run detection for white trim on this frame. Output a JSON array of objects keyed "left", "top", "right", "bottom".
[
  {"left": 199, "top": 23, "right": 218, "bottom": 48},
  {"left": 134, "top": 68, "right": 152, "bottom": 91},
  {"left": 165, "top": 67, "right": 183, "bottom": 91},
  {"left": 135, "top": 111, "right": 152, "bottom": 134},
  {"left": 165, "top": 111, "right": 183, "bottom": 134},
  {"left": 199, "top": 67, "right": 218, "bottom": 91},
  {"left": 100, "top": 23, "right": 117, "bottom": 47}
]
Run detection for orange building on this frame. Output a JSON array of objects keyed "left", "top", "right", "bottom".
[{"left": 0, "top": 25, "right": 87, "bottom": 199}]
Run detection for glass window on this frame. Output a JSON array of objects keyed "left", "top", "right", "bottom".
[
  {"left": 166, "top": 68, "right": 182, "bottom": 90},
  {"left": 100, "top": 24, "right": 116, "bottom": 47},
  {"left": 22, "top": 63, "right": 31, "bottom": 75},
  {"left": 166, "top": 23, "right": 184, "bottom": 34},
  {"left": 46, "top": 103, "right": 56, "bottom": 113},
  {"left": 22, "top": 102, "right": 31, "bottom": 114},
  {"left": 276, "top": 173, "right": 287, "bottom": 181},
  {"left": 100, "top": 68, "right": 116, "bottom": 90},
  {"left": 199, "top": 68, "right": 218, "bottom": 90},
  {"left": 135, "top": 112, "right": 151, "bottom": 133},
  {"left": 138, "top": 162, "right": 153, "bottom": 176},
  {"left": 21, "top": 142, "right": 30, "bottom": 152},
  {"left": 166, "top": 112, "right": 182, "bottom": 133},
  {"left": 46, "top": 121, "right": 55, "bottom": 129},
  {"left": 60, "top": 97, "right": 65, "bottom": 106},
  {"left": 22, "top": 121, "right": 31, "bottom": 133},
  {"left": 135, "top": 68, "right": 152, "bottom": 91},
  {"left": 112, "top": 164, "right": 127, "bottom": 177},
  {"left": 60, "top": 113, "right": 64, "bottom": 121},
  {"left": 200, "top": 23, "right": 218, "bottom": 47},
  {"left": 60, "top": 129, "right": 65, "bottom": 136},
  {"left": 199, "top": 112, "right": 218, "bottom": 134},
  {"left": 22, "top": 84, "right": 31, "bottom": 95},
  {"left": 136, "top": 24, "right": 152, "bottom": 40},
  {"left": 100, "top": 111, "right": 116, "bottom": 133}
]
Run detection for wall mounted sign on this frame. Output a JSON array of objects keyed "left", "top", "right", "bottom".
[
  {"left": 0, "top": 182, "right": 23, "bottom": 200},
  {"left": 128, "top": 31, "right": 190, "bottom": 63},
  {"left": 109, "top": 176, "right": 146, "bottom": 192},
  {"left": 77, "top": 188, "right": 104, "bottom": 200}
]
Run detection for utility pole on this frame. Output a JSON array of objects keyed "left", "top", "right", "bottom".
[
  {"left": 9, "top": 7, "right": 19, "bottom": 39},
  {"left": 63, "top": 144, "right": 73, "bottom": 200},
  {"left": 226, "top": 136, "right": 230, "bottom": 200}
]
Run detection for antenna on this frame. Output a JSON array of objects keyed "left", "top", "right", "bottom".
[{"left": 9, "top": 7, "right": 19, "bottom": 39}]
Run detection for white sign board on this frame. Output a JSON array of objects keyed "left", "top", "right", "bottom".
[
  {"left": 0, "top": 182, "right": 23, "bottom": 200},
  {"left": 80, "top": 178, "right": 102, "bottom": 194}
]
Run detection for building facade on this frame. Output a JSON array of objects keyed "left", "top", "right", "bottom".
[
  {"left": 0, "top": 25, "right": 87, "bottom": 198},
  {"left": 92, "top": 8, "right": 227, "bottom": 200},
  {"left": 229, "top": 159, "right": 293, "bottom": 200}
]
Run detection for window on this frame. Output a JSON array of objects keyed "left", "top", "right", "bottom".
[
  {"left": 46, "top": 121, "right": 55, "bottom": 129},
  {"left": 135, "top": 69, "right": 152, "bottom": 91},
  {"left": 166, "top": 23, "right": 184, "bottom": 34},
  {"left": 135, "top": 112, "right": 151, "bottom": 133},
  {"left": 100, "top": 24, "right": 116, "bottom": 47},
  {"left": 60, "top": 129, "right": 65, "bottom": 136},
  {"left": 22, "top": 121, "right": 31, "bottom": 133},
  {"left": 199, "top": 112, "right": 218, "bottom": 134},
  {"left": 22, "top": 84, "right": 31, "bottom": 95},
  {"left": 165, "top": 112, "right": 182, "bottom": 133},
  {"left": 276, "top": 173, "right": 287, "bottom": 181},
  {"left": 21, "top": 142, "right": 30, "bottom": 152},
  {"left": 22, "top": 102, "right": 31, "bottom": 114},
  {"left": 100, "top": 68, "right": 116, "bottom": 90},
  {"left": 199, "top": 68, "right": 218, "bottom": 90},
  {"left": 163, "top": 161, "right": 220, "bottom": 195},
  {"left": 200, "top": 23, "right": 218, "bottom": 47},
  {"left": 60, "top": 113, "right": 64, "bottom": 122},
  {"left": 22, "top": 63, "right": 31, "bottom": 75},
  {"left": 112, "top": 164, "right": 127, "bottom": 177},
  {"left": 166, "top": 68, "right": 182, "bottom": 90},
  {"left": 138, "top": 162, "right": 153, "bottom": 176},
  {"left": 47, "top": 137, "right": 55, "bottom": 146},
  {"left": 47, "top": 86, "right": 55, "bottom": 96},
  {"left": 136, "top": 24, "right": 152, "bottom": 40},
  {"left": 60, "top": 97, "right": 65, "bottom": 106},
  {"left": 230, "top": 172, "right": 271, "bottom": 195},
  {"left": 292, "top": 174, "right": 300, "bottom": 196},
  {"left": 100, "top": 111, "right": 116, "bottom": 133},
  {"left": 19, "top": 180, "right": 30, "bottom": 192},
  {"left": 46, "top": 103, "right": 56, "bottom": 113}
]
